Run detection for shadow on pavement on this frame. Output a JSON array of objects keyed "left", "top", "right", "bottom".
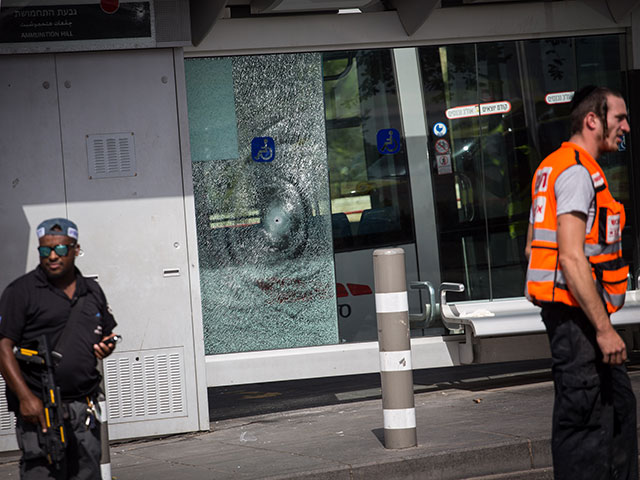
[
  {"left": 208, "top": 353, "right": 640, "bottom": 422},
  {"left": 208, "top": 358, "right": 557, "bottom": 421}
]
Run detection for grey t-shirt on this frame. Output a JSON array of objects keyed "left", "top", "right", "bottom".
[{"left": 530, "top": 164, "right": 595, "bottom": 232}]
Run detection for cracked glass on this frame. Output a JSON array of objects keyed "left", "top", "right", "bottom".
[{"left": 186, "top": 53, "right": 339, "bottom": 354}]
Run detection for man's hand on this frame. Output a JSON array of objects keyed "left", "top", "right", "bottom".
[
  {"left": 19, "top": 391, "right": 47, "bottom": 431},
  {"left": 0, "top": 337, "right": 47, "bottom": 431},
  {"left": 596, "top": 326, "right": 627, "bottom": 365},
  {"left": 557, "top": 213, "right": 625, "bottom": 362},
  {"left": 93, "top": 334, "right": 117, "bottom": 360}
]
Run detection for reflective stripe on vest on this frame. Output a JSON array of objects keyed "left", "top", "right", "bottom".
[
  {"left": 531, "top": 228, "right": 556, "bottom": 243},
  {"left": 585, "top": 242, "right": 621, "bottom": 257}
]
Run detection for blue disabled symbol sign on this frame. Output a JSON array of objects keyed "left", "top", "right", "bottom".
[
  {"left": 618, "top": 135, "right": 626, "bottom": 152},
  {"left": 377, "top": 128, "right": 401, "bottom": 155},
  {"left": 252, "top": 137, "right": 275, "bottom": 162}
]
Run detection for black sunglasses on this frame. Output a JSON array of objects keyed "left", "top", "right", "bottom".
[{"left": 38, "top": 244, "right": 76, "bottom": 258}]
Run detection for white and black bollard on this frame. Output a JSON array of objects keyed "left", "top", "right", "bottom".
[
  {"left": 97, "top": 360, "right": 111, "bottom": 480},
  {"left": 373, "top": 248, "right": 417, "bottom": 449}
]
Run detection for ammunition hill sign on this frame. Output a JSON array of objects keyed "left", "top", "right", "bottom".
[{"left": 0, "top": 2, "right": 151, "bottom": 43}]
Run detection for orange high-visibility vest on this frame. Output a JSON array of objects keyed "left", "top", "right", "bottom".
[{"left": 526, "top": 142, "right": 628, "bottom": 314}]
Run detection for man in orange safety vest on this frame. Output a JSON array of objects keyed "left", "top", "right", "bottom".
[{"left": 525, "top": 86, "right": 637, "bottom": 480}]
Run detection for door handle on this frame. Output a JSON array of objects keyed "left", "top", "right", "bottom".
[
  {"left": 440, "top": 282, "right": 465, "bottom": 307},
  {"left": 409, "top": 281, "right": 437, "bottom": 328}
]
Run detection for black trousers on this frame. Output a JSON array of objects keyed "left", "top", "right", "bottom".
[{"left": 542, "top": 305, "right": 638, "bottom": 480}]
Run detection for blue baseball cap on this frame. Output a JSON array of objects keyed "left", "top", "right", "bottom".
[{"left": 36, "top": 218, "right": 78, "bottom": 240}]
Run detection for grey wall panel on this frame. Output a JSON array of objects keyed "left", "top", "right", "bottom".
[
  {"left": 0, "top": 54, "right": 66, "bottom": 452},
  {"left": 0, "top": 55, "right": 67, "bottom": 293},
  {"left": 55, "top": 49, "right": 204, "bottom": 438}
]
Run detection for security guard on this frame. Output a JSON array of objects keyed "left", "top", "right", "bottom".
[
  {"left": 525, "top": 87, "right": 637, "bottom": 479},
  {"left": 0, "top": 218, "right": 119, "bottom": 479}
]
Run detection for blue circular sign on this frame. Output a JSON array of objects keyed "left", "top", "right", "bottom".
[{"left": 433, "top": 122, "right": 447, "bottom": 137}]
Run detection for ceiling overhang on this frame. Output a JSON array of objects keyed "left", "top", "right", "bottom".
[
  {"left": 606, "top": 0, "right": 640, "bottom": 23},
  {"left": 188, "top": 0, "right": 640, "bottom": 47}
]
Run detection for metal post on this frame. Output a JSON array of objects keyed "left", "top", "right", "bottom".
[
  {"left": 373, "top": 248, "right": 417, "bottom": 449},
  {"left": 97, "top": 360, "right": 111, "bottom": 480}
]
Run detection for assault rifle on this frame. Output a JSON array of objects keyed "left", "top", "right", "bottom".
[{"left": 14, "top": 335, "right": 66, "bottom": 470}]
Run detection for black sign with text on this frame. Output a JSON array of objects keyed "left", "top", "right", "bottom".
[{"left": 0, "top": 3, "right": 152, "bottom": 43}]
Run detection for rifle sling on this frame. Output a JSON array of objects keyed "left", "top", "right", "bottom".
[{"left": 53, "top": 295, "right": 86, "bottom": 356}]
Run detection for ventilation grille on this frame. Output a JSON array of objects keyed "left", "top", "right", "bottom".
[
  {"left": 87, "top": 133, "right": 137, "bottom": 179},
  {"left": 0, "top": 375, "right": 15, "bottom": 434},
  {"left": 104, "top": 348, "right": 187, "bottom": 424}
]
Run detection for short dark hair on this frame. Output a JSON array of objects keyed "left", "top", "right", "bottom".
[{"left": 570, "top": 86, "right": 623, "bottom": 136}]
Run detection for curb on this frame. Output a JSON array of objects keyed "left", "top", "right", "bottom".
[{"left": 265, "top": 438, "right": 552, "bottom": 480}]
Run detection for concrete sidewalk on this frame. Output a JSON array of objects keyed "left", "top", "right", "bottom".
[{"left": 1, "top": 365, "right": 639, "bottom": 479}]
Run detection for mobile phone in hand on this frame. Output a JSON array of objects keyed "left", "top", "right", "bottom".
[{"left": 104, "top": 335, "right": 122, "bottom": 346}]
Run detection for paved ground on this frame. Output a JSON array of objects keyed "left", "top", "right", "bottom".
[{"left": 0, "top": 359, "right": 638, "bottom": 479}]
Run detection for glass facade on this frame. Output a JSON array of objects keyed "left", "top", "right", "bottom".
[
  {"left": 186, "top": 33, "right": 633, "bottom": 351},
  {"left": 419, "top": 34, "right": 632, "bottom": 302}
]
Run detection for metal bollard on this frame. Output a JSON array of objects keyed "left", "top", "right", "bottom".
[
  {"left": 373, "top": 248, "right": 417, "bottom": 449},
  {"left": 97, "top": 360, "right": 111, "bottom": 480}
]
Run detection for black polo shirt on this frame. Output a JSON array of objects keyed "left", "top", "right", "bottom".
[{"left": 0, "top": 266, "right": 116, "bottom": 410}]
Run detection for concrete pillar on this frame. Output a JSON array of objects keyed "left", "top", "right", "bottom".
[{"left": 373, "top": 248, "right": 417, "bottom": 449}]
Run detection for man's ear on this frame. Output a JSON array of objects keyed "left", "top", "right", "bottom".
[
  {"left": 74, "top": 244, "right": 81, "bottom": 257},
  {"left": 584, "top": 112, "right": 600, "bottom": 132}
]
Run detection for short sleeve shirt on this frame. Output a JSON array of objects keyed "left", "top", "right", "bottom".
[
  {"left": 0, "top": 266, "right": 116, "bottom": 408},
  {"left": 530, "top": 164, "right": 595, "bottom": 232}
]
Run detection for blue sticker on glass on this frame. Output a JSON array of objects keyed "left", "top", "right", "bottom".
[
  {"left": 376, "top": 129, "right": 401, "bottom": 155},
  {"left": 433, "top": 122, "right": 447, "bottom": 137},
  {"left": 252, "top": 137, "right": 275, "bottom": 162},
  {"left": 618, "top": 134, "right": 626, "bottom": 152}
]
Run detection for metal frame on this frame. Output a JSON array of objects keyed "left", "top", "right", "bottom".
[
  {"left": 393, "top": 47, "right": 441, "bottom": 291},
  {"left": 172, "top": 48, "right": 210, "bottom": 431}
]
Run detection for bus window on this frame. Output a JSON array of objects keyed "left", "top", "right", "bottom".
[{"left": 323, "top": 50, "right": 415, "bottom": 252}]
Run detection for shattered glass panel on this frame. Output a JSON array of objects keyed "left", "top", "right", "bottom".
[
  {"left": 184, "top": 57, "right": 238, "bottom": 162},
  {"left": 186, "top": 54, "right": 339, "bottom": 354}
]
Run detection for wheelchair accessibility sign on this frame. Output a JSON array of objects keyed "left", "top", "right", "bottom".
[
  {"left": 618, "top": 134, "right": 627, "bottom": 152},
  {"left": 252, "top": 137, "right": 275, "bottom": 162},
  {"left": 377, "top": 129, "right": 401, "bottom": 155}
]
